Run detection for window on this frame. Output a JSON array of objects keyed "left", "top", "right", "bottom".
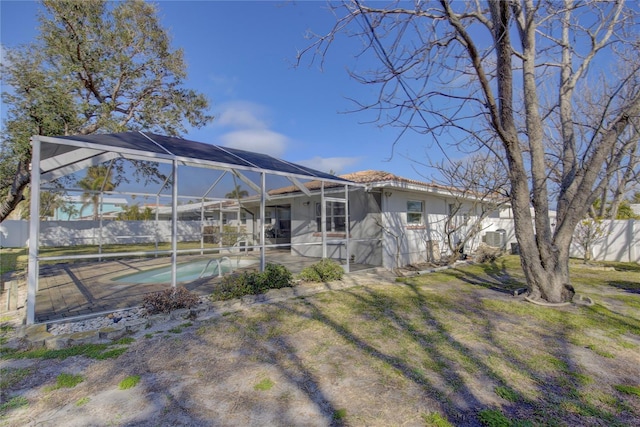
[
  {"left": 316, "top": 202, "right": 347, "bottom": 232},
  {"left": 407, "top": 201, "right": 424, "bottom": 225}
]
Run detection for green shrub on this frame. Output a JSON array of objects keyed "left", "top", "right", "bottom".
[
  {"left": 262, "top": 263, "right": 293, "bottom": 290},
  {"left": 211, "top": 272, "right": 253, "bottom": 301},
  {"left": 298, "top": 259, "right": 344, "bottom": 282},
  {"left": 210, "top": 264, "right": 292, "bottom": 301},
  {"left": 142, "top": 286, "right": 199, "bottom": 314}
]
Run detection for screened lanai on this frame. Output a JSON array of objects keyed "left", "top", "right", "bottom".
[{"left": 26, "top": 131, "right": 367, "bottom": 324}]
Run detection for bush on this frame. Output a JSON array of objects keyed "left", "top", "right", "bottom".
[
  {"left": 210, "top": 263, "right": 293, "bottom": 301},
  {"left": 474, "top": 244, "right": 502, "bottom": 264},
  {"left": 298, "top": 259, "right": 344, "bottom": 283},
  {"left": 262, "top": 263, "right": 293, "bottom": 290},
  {"left": 142, "top": 286, "right": 199, "bottom": 315},
  {"left": 212, "top": 272, "right": 253, "bottom": 301}
]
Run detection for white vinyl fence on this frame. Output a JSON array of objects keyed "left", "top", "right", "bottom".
[
  {"left": 1, "top": 220, "right": 207, "bottom": 248},
  {"left": 484, "top": 218, "right": 639, "bottom": 263},
  {"left": 2, "top": 218, "right": 639, "bottom": 263},
  {"left": 569, "top": 220, "right": 639, "bottom": 263}
]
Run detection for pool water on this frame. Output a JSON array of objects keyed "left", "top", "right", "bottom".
[{"left": 113, "top": 258, "right": 257, "bottom": 284}]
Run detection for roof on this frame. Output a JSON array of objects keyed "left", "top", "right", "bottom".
[
  {"left": 339, "top": 170, "right": 452, "bottom": 191},
  {"left": 268, "top": 170, "right": 455, "bottom": 196},
  {"left": 36, "top": 131, "right": 351, "bottom": 184}
]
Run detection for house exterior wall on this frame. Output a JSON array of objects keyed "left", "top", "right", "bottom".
[
  {"left": 5, "top": 195, "right": 637, "bottom": 264},
  {"left": 380, "top": 189, "right": 485, "bottom": 269},
  {"left": 290, "top": 189, "right": 383, "bottom": 267}
]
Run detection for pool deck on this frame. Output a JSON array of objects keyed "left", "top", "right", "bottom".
[{"left": 32, "top": 251, "right": 377, "bottom": 323}]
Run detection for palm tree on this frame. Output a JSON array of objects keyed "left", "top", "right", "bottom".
[
  {"left": 225, "top": 185, "right": 249, "bottom": 199},
  {"left": 78, "top": 166, "right": 115, "bottom": 220}
]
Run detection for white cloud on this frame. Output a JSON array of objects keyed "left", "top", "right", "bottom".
[
  {"left": 296, "top": 156, "right": 362, "bottom": 175},
  {"left": 220, "top": 129, "right": 288, "bottom": 157},
  {"left": 212, "top": 101, "right": 287, "bottom": 156},
  {"left": 214, "top": 101, "right": 269, "bottom": 129}
]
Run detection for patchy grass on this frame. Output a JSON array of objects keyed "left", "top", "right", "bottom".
[
  {"left": 1, "top": 255, "right": 638, "bottom": 426},
  {"left": 1, "top": 341, "right": 131, "bottom": 360},
  {"left": 75, "top": 397, "right": 90, "bottom": 406},
  {"left": 494, "top": 385, "right": 521, "bottom": 403},
  {"left": 253, "top": 378, "right": 274, "bottom": 391},
  {"left": 422, "top": 412, "right": 454, "bottom": 427},
  {"left": 478, "top": 408, "right": 511, "bottom": 427},
  {"left": 332, "top": 408, "right": 347, "bottom": 421},
  {"left": 118, "top": 375, "right": 140, "bottom": 390},
  {"left": 48, "top": 373, "right": 84, "bottom": 390},
  {"left": 0, "top": 367, "right": 32, "bottom": 390},
  {"left": 615, "top": 385, "right": 640, "bottom": 397},
  {"left": 0, "top": 396, "right": 28, "bottom": 415}
]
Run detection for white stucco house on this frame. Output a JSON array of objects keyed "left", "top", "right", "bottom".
[{"left": 238, "top": 170, "right": 507, "bottom": 270}]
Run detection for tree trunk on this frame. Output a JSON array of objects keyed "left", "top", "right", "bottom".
[{"left": 0, "top": 160, "right": 31, "bottom": 222}]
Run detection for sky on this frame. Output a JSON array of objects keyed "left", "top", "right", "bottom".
[{"left": 0, "top": 0, "right": 444, "bottom": 183}]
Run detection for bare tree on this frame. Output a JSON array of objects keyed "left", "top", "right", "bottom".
[
  {"left": 594, "top": 127, "right": 639, "bottom": 219},
  {"left": 574, "top": 218, "right": 609, "bottom": 263},
  {"left": 299, "top": 0, "right": 640, "bottom": 303},
  {"left": 545, "top": 75, "right": 640, "bottom": 220},
  {"left": 432, "top": 153, "right": 510, "bottom": 262}
]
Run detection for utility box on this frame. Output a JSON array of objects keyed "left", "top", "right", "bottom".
[{"left": 483, "top": 229, "right": 506, "bottom": 248}]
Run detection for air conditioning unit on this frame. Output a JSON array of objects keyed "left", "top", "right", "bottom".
[{"left": 483, "top": 229, "right": 506, "bottom": 248}]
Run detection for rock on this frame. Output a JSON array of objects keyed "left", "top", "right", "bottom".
[
  {"left": 68, "top": 330, "right": 100, "bottom": 345},
  {"left": 98, "top": 326, "right": 128, "bottom": 340}
]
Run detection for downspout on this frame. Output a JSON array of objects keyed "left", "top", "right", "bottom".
[
  {"left": 344, "top": 184, "right": 350, "bottom": 273},
  {"left": 321, "top": 181, "right": 326, "bottom": 258}
]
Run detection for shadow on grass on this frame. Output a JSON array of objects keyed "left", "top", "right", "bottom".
[
  {"left": 606, "top": 280, "right": 640, "bottom": 294},
  {"left": 262, "top": 271, "right": 637, "bottom": 425},
  {"left": 267, "top": 284, "right": 627, "bottom": 424},
  {"left": 440, "top": 259, "right": 526, "bottom": 295}
]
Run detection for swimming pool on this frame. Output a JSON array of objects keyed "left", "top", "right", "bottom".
[{"left": 112, "top": 258, "right": 257, "bottom": 284}]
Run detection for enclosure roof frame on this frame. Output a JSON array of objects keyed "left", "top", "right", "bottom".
[{"left": 26, "top": 131, "right": 359, "bottom": 325}]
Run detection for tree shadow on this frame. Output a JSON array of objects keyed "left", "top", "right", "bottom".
[
  {"left": 606, "top": 280, "right": 640, "bottom": 294},
  {"left": 439, "top": 260, "right": 526, "bottom": 295},
  {"left": 255, "top": 277, "right": 638, "bottom": 425}
]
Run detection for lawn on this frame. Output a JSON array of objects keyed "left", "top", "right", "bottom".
[{"left": 1, "top": 255, "right": 639, "bottom": 426}]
